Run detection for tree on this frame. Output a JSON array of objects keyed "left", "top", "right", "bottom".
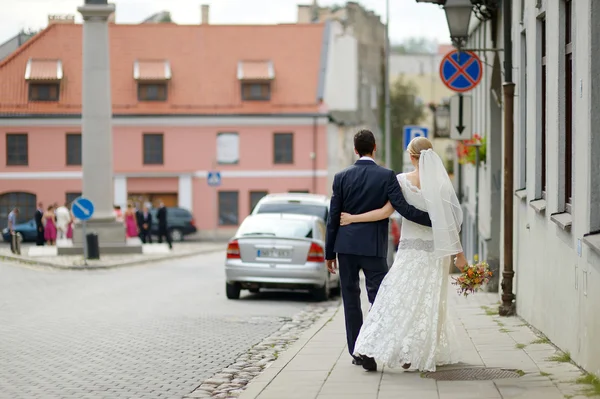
[
  {"left": 389, "top": 77, "right": 425, "bottom": 172},
  {"left": 392, "top": 37, "right": 438, "bottom": 54},
  {"left": 158, "top": 13, "right": 172, "bottom": 23}
]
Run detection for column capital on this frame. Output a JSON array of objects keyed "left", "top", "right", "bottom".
[{"left": 77, "top": 3, "right": 115, "bottom": 20}]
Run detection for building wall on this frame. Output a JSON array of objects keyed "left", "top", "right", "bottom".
[
  {"left": 0, "top": 116, "right": 330, "bottom": 231},
  {"left": 511, "top": 0, "right": 600, "bottom": 375},
  {"left": 459, "top": 14, "right": 504, "bottom": 290}
]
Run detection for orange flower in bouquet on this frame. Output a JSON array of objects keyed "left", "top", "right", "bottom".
[{"left": 452, "top": 254, "right": 492, "bottom": 297}]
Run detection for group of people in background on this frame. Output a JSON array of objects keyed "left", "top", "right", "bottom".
[
  {"left": 115, "top": 200, "right": 172, "bottom": 249},
  {"left": 34, "top": 202, "right": 75, "bottom": 246}
]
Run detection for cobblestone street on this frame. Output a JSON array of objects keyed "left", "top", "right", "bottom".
[{"left": 0, "top": 251, "right": 334, "bottom": 398}]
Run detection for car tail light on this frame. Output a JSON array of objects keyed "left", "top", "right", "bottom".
[
  {"left": 307, "top": 242, "right": 325, "bottom": 262},
  {"left": 190, "top": 218, "right": 196, "bottom": 226},
  {"left": 226, "top": 240, "right": 241, "bottom": 259}
]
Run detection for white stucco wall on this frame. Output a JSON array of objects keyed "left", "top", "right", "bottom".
[
  {"left": 323, "top": 21, "right": 358, "bottom": 112},
  {"left": 512, "top": 0, "right": 600, "bottom": 375}
]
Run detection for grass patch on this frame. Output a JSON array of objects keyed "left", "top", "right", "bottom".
[
  {"left": 576, "top": 374, "right": 600, "bottom": 397},
  {"left": 540, "top": 371, "right": 552, "bottom": 377},
  {"left": 494, "top": 320, "right": 506, "bottom": 327},
  {"left": 564, "top": 395, "right": 574, "bottom": 399},
  {"left": 499, "top": 328, "right": 513, "bottom": 333},
  {"left": 549, "top": 351, "right": 571, "bottom": 363},
  {"left": 531, "top": 337, "right": 550, "bottom": 345},
  {"left": 481, "top": 305, "right": 499, "bottom": 316},
  {"left": 515, "top": 369, "right": 526, "bottom": 377},
  {"left": 515, "top": 343, "right": 527, "bottom": 349}
]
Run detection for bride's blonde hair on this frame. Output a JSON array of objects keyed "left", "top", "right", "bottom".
[{"left": 407, "top": 136, "right": 433, "bottom": 159}]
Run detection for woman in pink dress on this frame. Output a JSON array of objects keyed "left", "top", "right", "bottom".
[
  {"left": 43, "top": 205, "right": 57, "bottom": 245},
  {"left": 124, "top": 203, "right": 139, "bottom": 238}
]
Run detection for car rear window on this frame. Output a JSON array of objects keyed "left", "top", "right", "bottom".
[
  {"left": 238, "top": 217, "right": 313, "bottom": 239},
  {"left": 255, "top": 203, "right": 327, "bottom": 220}
]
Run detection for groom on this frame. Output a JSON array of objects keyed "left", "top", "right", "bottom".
[{"left": 325, "top": 129, "right": 432, "bottom": 372}]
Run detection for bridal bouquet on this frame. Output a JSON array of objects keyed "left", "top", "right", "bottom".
[{"left": 452, "top": 255, "right": 493, "bottom": 297}]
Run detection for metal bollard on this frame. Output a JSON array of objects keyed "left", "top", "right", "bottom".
[{"left": 86, "top": 233, "right": 100, "bottom": 260}]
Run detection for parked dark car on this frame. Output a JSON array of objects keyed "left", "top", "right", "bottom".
[
  {"left": 149, "top": 207, "right": 197, "bottom": 242},
  {"left": 2, "top": 219, "right": 38, "bottom": 242}
]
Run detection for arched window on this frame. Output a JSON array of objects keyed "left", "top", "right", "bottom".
[{"left": 0, "top": 192, "right": 37, "bottom": 229}]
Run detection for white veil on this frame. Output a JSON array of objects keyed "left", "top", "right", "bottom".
[{"left": 419, "top": 149, "right": 463, "bottom": 259}]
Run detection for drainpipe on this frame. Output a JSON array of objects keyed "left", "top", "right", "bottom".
[
  {"left": 500, "top": 0, "right": 516, "bottom": 316},
  {"left": 312, "top": 116, "right": 317, "bottom": 194}
]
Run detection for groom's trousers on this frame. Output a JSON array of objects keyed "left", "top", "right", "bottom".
[{"left": 337, "top": 253, "right": 388, "bottom": 358}]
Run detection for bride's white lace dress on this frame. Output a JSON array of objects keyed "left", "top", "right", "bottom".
[{"left": 353, "top": 173, "right": 461, "bottom": 372}]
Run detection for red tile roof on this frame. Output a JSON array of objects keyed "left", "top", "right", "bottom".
[
  {"left": 238, "top": 60, "right": 274, "bottom": 81},
  {"left": 134, "top": 60, "right": 171, "bottom": 81},
  {"left": 0, "top": 23, "right": 325, "bottom": 115},
  {"left": 25, "top": 59, "right": 63, "bottom": 81}
]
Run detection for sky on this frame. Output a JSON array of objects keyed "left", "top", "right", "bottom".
[{"left": 1, "top": 0, "right": 450, "bottom": 45}]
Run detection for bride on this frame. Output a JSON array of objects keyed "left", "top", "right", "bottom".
[{"left": 339, "top": 137, "right": 468, "bottom": 372}]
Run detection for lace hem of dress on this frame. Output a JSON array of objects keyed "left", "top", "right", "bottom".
[{"left": 399, "top": 238, "right": 434, "bottom": 252}]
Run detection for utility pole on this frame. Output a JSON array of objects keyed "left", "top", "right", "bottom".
[
  {"left": 500, "top": 0, "right": 516, "bottom": 316},
  {"left": 384, "top": 0, "right": 391, "bottom": 169}
]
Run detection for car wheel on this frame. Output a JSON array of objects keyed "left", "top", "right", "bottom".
[
  {"left": 312, "top": 278, "right": 330, "bottom": 302},
  {"left": 170, "top": 228, "right": 183, "bottom": 242},
  {"left": 226, "top": 282, "right": 241, "bottom": 299}
]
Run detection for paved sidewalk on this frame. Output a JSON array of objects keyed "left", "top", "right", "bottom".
[
  {"left": 239, "top": 283, "right": 593, "bottom": 399},
  {"left": 0, "top": 241, "right": 225, "bottom": 269}
]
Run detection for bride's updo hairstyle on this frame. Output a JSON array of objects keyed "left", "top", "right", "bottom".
[{"left": 407, "top": 136, "right": 433, "bottom": 160}]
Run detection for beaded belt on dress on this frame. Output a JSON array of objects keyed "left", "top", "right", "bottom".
[{"left": 398, "top": 238, "right": 434, "bottom": 252}]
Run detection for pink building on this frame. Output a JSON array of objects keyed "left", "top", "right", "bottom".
[{"left": 0, "top": 17, "right": 360, "bottom": 235}]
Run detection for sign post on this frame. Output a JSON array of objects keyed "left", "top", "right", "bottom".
[
  {"left": 71, "top": 196, "right": 95, "bottom": 265},
  {"left": 207, "top": 170, "right": 222, "bottom": 241},
  {"left": 440, "top": 49, "right": 482, "bottom": 141}
]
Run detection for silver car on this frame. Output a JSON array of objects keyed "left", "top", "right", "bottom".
[
  {"left": 225, "top": 213, "right": 339, "bottom": 301},
  {"left": 251, "top": 193, "right": 329, "bottom": 221}
]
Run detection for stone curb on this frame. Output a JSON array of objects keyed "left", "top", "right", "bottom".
[
  {"left": 236, "top": 304, "right": 341, "bottom": 399},
  {"left": 0, "top": 245, "right": 224, "bottom": 270}
]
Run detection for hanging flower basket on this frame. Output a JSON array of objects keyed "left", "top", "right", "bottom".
[{"left": 456, "top": 134, "right": 486, "bottom": 165}]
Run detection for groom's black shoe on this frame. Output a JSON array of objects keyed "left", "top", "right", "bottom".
[
  {"left": 361, "top": 356, "right": 377, "bottom": 372},
  {"left": 352, "top": 357, "right": 363, "bottom": 366}
]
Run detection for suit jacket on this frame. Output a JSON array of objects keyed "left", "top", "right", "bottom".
[
  {"left": 34, "top": 209, "right": 44, "bottom": 230},
  {"left": 137, "top": 211, "right": 152, "bottom": 230},
  {"left": 325, "top": 159, "right": 432, "bottom": 260},
  {"left": 156, "top": 207, "right": 168, "bottom": 229}
]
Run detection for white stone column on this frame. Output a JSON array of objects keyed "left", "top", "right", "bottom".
[
  {"left": 78, "top": 1, "right": 116, "bottom": 221},
  {"left": 178, "top": 175, "right": 193, "bottom": 211}
]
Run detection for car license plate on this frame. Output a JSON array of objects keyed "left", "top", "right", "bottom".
[{"left": 257, "top": 249, "right": 290, "bottom": 258}]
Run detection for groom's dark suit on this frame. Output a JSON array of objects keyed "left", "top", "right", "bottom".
[{"left": 326, "top": 158, "right": 432, "bottom": 360}]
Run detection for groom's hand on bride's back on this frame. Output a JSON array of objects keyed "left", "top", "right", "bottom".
[{"left": 326, "top": 259, "right": 337, "bottom": 274}]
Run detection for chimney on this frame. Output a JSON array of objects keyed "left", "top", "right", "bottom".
[
  {"left": 47, "top": 14, "right": 76, "bottom": 25},
  {"left": 201, "top": 5, "right": 209, "bottom": 24}
]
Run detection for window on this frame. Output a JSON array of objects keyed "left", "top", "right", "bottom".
[
  {"left": 216, "top": 132, "right": 239, "bottom": 164},
  {"left": 29, "top": 83, "right": 59, "bottom": 101},
  {"left": 564, "top": 0, "right": 573, "bottom": 212},
  {"left": 0, "top": 192, "right": 36, "bottom": 229},
  {"left": 6, "top": 134, "right": 28, "bottom": 166},
  {"left": 143, "top": 133, "right": 164, "bottom": 165},
  {"left": 249, "top": 191, "right": 268, "bottom": 213},
  {"left": 66, "top": 133, "right": 82, "bottom": 166},
  {"left": 66, "top": 192, "right": 82, "bottom": 205},
  {"left": 218, "top": 191, "right": 239, "bottom": 226},
  {"left": 274, "top": 133, "right": 293, "bottom": 164},
  {"left": 241, "top": 83, "right": 271, "bottom": 101},
  {"left": 540, "top": 19, "right": 547, "bottom": 197},
  {"left": 519, "top": 32, "right": 527, "bottom": 188},
  {"left": 138, "top": 83, "right": 167, "bottom": 101}
]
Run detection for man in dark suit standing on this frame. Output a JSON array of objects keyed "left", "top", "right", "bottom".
[
  {"left": 156, "top": 200, "right": 172, "bottom": 249},
  {"left": 34, "top": 203, "right": 44, "bottom": 246},
  {"left": 137, "top": 206, "right": 153, "bottom": 244},
  {"left": 325, "top": 130, "right": 432, "bottom": 372}
]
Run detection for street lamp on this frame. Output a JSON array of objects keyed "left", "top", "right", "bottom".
[
  {"left": 443, "top": 0, "right": 473, "bottom": 49},
  {"left": 434, "top": 104, "right": 451, "bottom": 138}
]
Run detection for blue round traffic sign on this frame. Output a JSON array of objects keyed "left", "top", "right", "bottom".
[
  {"left": 71, "top": 197, "right": 95, "bottom": 221},
  {"left": 439, "top": 50, "right": 482, "bottom": 93}
]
